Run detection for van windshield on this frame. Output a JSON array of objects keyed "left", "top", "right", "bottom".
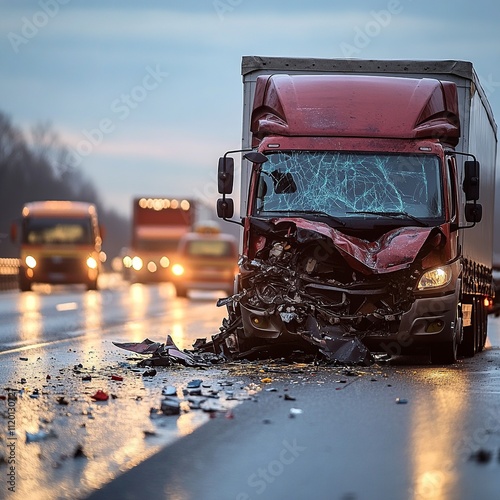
[
  {"left": 186, "top": 240, "right": 235, "bottom": 258},
  {"left": 23, "top": 217, "right": 93, "bottom": 245},
  {"left": 255, "top": 151, "right": 443, "bottom": 221}
]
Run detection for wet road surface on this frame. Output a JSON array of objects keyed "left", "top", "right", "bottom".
[{"left": 1, "top": 277, "right": 500, "bottom": 499}]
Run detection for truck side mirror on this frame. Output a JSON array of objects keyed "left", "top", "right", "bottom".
[
  {"left": 465, "top": 203, "right": 482, "bottom": 223},
  {"left": 218, "top": 157, "right": 234, "bottom": 195},
  {"left": 217, "top": 198, "right": 234, "bottom": 219},
  {"left": 463, "top": 160, "right": 480, "bottom": 201},
  {"left": 10, "top": 222, "right": 17, "bottom": 242}
]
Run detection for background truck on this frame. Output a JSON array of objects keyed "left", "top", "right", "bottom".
[
  {"left": 216, "top": 57, "right": 497, "bottom": 364},
  {"left": 124, "top": 197, "right": 195, "bottom": 283},
  {"left": 10, "top": 200, "right": 103, "bottom": 291}
]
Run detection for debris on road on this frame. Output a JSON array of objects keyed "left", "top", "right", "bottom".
[
  {"left": 113, "top": 335, "right": 224, "bottom": 367},
  {"left": 289, "top": 408, "right": 303, "bottom": 418},
  {"left": 91, "top": 390, "right": 109, "bottom": 401},
  {"left": 469, "top": 449, "right": 493, "bottom": 464},
  {"left": 26, "top": 428, "right": 57, "bottom": 443}
]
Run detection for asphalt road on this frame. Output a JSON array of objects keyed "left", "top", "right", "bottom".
[
  {"left": 0, "top": 277, "right": 499, "bottom": 499},
  {"left": 86, "top": 326, "right": 500, "bottom": 500}
]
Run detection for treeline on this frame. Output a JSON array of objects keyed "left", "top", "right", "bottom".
[{"left": 0, "top": 112, "right": 128, "bottom": 264}]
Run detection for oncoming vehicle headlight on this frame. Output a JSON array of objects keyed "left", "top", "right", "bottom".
[
  {"left": 171, "top": 264, "right": 185, "bottom": 276},
  {"left": 417, "top": 266, "right": 453, "bottom": 290},
  {"left": 132, "top": 256, "right": 143, "bottom": 271},
  {"left": 25, "top": 255, "right": 37, "bottom": 268},
  {"left": 86, "top": 256, "right": 98, "bottom": 269}
]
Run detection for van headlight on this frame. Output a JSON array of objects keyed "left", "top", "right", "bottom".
[
  {"left": 86, "top": 256, "right": 98, "bottom": 269},
  {"left": 171, "top": 264, "right": 185, "bottom": 276},
  {"left": 417, "top": 266, "right": 453, "bottom": 290}
]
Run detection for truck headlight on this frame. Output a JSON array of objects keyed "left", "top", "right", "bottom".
[
  {"left": 25, "top": 255, "right": 37, "bottom": 268},
  {"left": 86, "top": 256, "right": 98, "bottom": 269},
  {"left": 132, "top": 256, "right": 143, "bottom": 271},
  {"left": 171, "top": 264, "right": 184, "bottom": 276},
  {"left": 417, "top": 265, "right": 453, "bottom": 290}
]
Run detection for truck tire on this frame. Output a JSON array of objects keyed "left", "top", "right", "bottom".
[
  {"left": 19, "top": 276, "right": 32, "bottom": 292},
  {"left": 476, "top": 298, "right": 487, "bottom": 352},
  {"left": 87, "top": 279, "right": 98, "bottom": 291},
  {"left": 459, "top": 298, "right": 477, "bottom": 358},
  {"left": 175, "top": 285, "right": 188, "bottom": 298}
]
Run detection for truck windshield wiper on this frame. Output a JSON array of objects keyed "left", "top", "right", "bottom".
[
  {"left": 280, "top": 210, "right": 346, "bottom": 227},
  {"left": 346, "top": 210, "right": 428, "bottom": 227}
]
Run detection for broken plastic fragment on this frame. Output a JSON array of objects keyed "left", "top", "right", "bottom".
[
  {"left": 395, "top": 398, "right": 408, "bottom": 404},
  {"left": 261, "top": 378, "right": 273, "bottom": 384},
  {"left": 91, "top": 390, "right": 109, "bottom": 401},
  {"left": 26, "top": 428, "right": 57, "bottom": 443},
  {"left": 111, "top": 375, "right": 123, "bottom": 381},
  {"left": 289, "top": 408, "right": 303, "bottom": 418},
  {"left": 187, "top": 379, "right": 203, "bottom": 389}
]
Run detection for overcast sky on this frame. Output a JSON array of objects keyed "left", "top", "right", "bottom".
[{"left": 1, "top": 0, "right": 500, "bottom": 218}]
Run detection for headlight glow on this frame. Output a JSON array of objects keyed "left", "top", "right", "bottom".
[
  {"left": 171, "top": 264, "right": 185, "bottom": 276},
  {"left": 147, "top": 261, "right": 157, "bottom": 273},
  {"left": 25, "top": 255, "right": 37, "bottom": 268},
  {"left": 132, "top": 256, "right": 143, "bottom": 271},
  {"left": 86, "top": 256, "right": 98, "bottom": 269},
  {"left": 417, "top": 266, "right": 453, "bottom": 290},
  {"left": 160, "top": 256, "right": 170, "bottom": 268}
]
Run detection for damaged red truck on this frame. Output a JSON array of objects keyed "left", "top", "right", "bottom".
[{"left": 216, "top": 57, "right": 497, "bottom": 364}]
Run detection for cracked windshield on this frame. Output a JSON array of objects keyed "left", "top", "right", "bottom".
[{"left": 255, "top": 151, "right": 443, "bottom": 220}]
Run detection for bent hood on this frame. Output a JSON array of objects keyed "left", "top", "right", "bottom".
[{"left": 273, "top": 218, "right": 443, "bottom": 275}]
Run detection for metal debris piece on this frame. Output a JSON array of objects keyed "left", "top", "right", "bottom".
[
  {"left": 26, "top": 428, "right": 57, "bottom": 443},
  {"left": 161, "top": 397, "right": 181, "bottom": 416},
  {"left": 395, "top": 398, "right": 408, "bottom": 404},
  {"left": 113, "top": 335, "right": 216, "bottom": 367},
  {"left": 162, "top": 385, "right": 177, "bottom": 396},
  {"left": 73, "top": 444, "right": 87, "bottom": 458},
  {"left": 469, "top": 449, "right": 493, "bottom": 464},
  {"left": 112, "top": 338, "right": 162, "bottom": 354},
  {"left": 187, "top": 379, "right": 203, "bottom": 389},
  {"left": 142, "top": 369, "right": 157, "bottom": 377}
]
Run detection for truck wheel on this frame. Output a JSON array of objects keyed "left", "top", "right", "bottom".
[
  {"left": 87, "top": 279, "right": 98, "bottom": 291},
  {"left": 459, "top": 298, "right": 477, "bottom": 358},
  {"left": 477, "top": 299, "right": 487, "bottom": 352},
  {"left": 19, "top": 277, "right": 32, "bottom": 292}
]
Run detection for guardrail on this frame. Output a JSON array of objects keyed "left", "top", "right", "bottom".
[{"left": 0, "top": 258, "right": 19, "bottom": 291}]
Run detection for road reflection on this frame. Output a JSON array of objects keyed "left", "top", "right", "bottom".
[
  {"left": 409, "top": 368, "right": 470, "bottom": 499},
  {"left": 18, "top": 291, "right": 42, "bottom": 343}
]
